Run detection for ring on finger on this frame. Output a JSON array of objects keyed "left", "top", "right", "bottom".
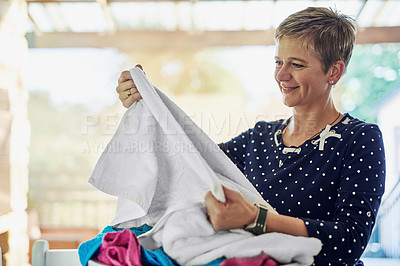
[{"left": 127, "top": 89, "right": 132, "bottom": 97}]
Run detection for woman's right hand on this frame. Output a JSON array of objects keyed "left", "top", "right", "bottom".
[{"left": 116, "top": 64, "right": 143, "bottom": 108}]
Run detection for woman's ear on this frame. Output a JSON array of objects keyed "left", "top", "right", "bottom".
[{"left": 328, "top": 61, "right": 345, "bottom": 85}]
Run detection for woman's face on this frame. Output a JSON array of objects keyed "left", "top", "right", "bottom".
[{"left": 274, "top": 37, "right": 332, "bottom": 110}]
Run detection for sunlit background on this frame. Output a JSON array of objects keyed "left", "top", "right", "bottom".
[{"left": 1, "top": 0, "right": 400, "bottom": 265}]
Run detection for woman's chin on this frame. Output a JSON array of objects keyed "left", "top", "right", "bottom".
[{"left": 282, "top": 96, "right": 296, "bottom": 108}]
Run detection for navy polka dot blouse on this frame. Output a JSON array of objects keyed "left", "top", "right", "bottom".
[{"left": 218, "top": 113, "right": 385, "bottom": 266}]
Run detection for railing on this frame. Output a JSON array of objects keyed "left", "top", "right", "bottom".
[
  {"left": 29, "top": 179, "right": 117, "bottom": 229},
  {"left": 378, "top": 178, "right": 400, "bottom": 258}
]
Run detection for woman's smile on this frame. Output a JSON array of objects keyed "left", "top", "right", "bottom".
[{"left": 281, "top": 84, "right": 300, "bottom": 93}]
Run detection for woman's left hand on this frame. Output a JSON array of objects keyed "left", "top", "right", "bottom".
[
  {"left": 205, "top": 186, "right": 258, "bottom": 231},
  {"left": 116, "top": 64, "right": 143, "bottom": 108}
]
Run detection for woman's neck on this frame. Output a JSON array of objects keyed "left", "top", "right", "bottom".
[{"left": 283, "top": 108, "right": 342, "bottom": 147}]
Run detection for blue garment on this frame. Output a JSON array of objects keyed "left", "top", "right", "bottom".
[
  {"left": 218, "top": 113, "right": 385, "bottom": 266},
  {"left": 78, "top": 224, "right": 225, "bottom": 266}
]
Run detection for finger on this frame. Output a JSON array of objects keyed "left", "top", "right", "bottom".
[
  {"left": 118, "top": 87, "right": 141, "bottom": 102},
  {"left": 118, "top": 90, "right": 129, "bottom": 102},
  {"left": 204, "top": 191, "right": 214, "bottom": 203},
  {"left": 131, "top": 91, "right": 142, "bottom": 102},
  {"left": 122, "top": 97, "right": 135, "bottom": 109},
  {"left": 118, "top": 70, "right": 132, "bottom": 84},
  {"left": 205, "top": 191, "right": 222, "bottom": 209},
  {"left": 122, "top": 92, "right": 142, "bottom": 109},
  {"left": 116, "top": 80, "right": 135, "bottom": 93},
  {"left": 126, "top": 87, "right": 140, "bottom": 97},
  {"left": 204, "top": 191, "right": 219, "bottom": 223},
  {"left": 221, "top": 185, "right": 239, "bottom": 200},
  {"left": 135, "top": 64, "right": 146, "bottom": 75}
]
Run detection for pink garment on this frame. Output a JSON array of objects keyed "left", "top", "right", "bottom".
[
  {"left": 221, "top": 252, "right": 278, "bottom": 266},
  {"left": 97, "top": 229, "right": 141, "bottom": 266}
]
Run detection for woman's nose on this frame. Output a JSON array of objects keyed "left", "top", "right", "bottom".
[{"left": 275, "top": 65, "right": 291, "bottom": 82}]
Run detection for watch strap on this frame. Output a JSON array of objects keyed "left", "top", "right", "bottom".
[{"left": 244, "top": 205, "right": 268, "bottom": 235}]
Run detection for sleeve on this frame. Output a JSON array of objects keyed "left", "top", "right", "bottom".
[
  {"left": 302, "top": 124, "right": 386, "bottom": 264},
  {"left": 218, "top": 128, "right": 253, "bottom": 174}
]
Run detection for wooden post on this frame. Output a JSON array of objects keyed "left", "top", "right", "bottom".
[{"left": 0, "top": 0, "right": 30, "bottom": 265}]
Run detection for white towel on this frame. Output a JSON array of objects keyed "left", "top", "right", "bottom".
[
  {"left": 89, "top": 67, "right": 273, "bottom": 227},
  {"left": 148, "top": 204, "right": 322, "bottom": 266},
  {"left": 89, "top": 67, "right": 322, "bottom": 265}
]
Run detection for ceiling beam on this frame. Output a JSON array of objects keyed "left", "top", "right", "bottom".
[
  {"left": 28, "top": 27, "right": 400, "bottom": 50},
  {"left": 96, "top": 0, "right": 116, "bottom": 33},
  {"left": 356, "top": 26, "right": 400, "bottom": 44},
  {"left": 28, "top": 29, "right": 276, "bottom": 50},
  {"left": 26, "top": 0, "right": 199, "bottom": 2}
]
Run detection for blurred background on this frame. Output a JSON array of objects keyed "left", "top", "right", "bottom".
[{"left": 1, "top": 0, "right": 400, "bottom": 265}]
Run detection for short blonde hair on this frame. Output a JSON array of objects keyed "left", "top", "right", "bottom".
[{"left": 275, "top": 7, "right": 356, "bottom": 74}]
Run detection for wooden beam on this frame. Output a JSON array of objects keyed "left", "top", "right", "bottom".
[
  {"left": 95, "top": 0, "right": 116, "bottom": 33},
  {"left": 356, "top": 26, "right": 400, "bottom": 44},
  {"left": 28, "top": 26, "right": 400, "bottom": 50},
  {"left": 29, "top": 29, "right": 276, "bottom": 50},
  {"left": 26, "top": 0, "right": 191, "bottom": 2}
]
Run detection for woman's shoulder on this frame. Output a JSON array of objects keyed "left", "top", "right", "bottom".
[
  {"left": 253, "top": 118, "right": 288, "bottom": 132},
  {"left": 223, "top": 118, "right": 287, "bottom": 144},
  {"left": 339, "top": 113, "right": 382, "bottom": 134},
  {"left": 338, "top": 113, "right": 383, "bottom": 145}
]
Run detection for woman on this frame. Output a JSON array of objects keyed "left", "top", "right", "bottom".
[{"left": 116, "top": 7, "right": 385, "bottom": 266}]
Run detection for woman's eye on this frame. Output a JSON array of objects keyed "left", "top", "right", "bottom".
[{"left": 292, "top": 63, "right": 304, "bottom": 68}]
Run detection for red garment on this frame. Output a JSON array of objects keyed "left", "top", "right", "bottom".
[
  {"left": 97, "top": 229, "right": 141, "bottom": 266},
  {"left": 221, "top": 252, "right": 278, "bottom": 266}
]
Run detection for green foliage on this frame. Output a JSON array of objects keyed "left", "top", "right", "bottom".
[
  {"left": 343, "top": 44, "right": 400, "bottom": 123},
  {"left": 172, "top": 49, "right": 244, "bottom": 95},
  {"left": 131, "top": 48, "right": 245, "bottom": 95},
  {"left": 28, "top": 91, "right": 89, "bottom": 178}
]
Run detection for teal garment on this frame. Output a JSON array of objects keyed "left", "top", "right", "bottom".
[
  {"left": 78, "top": 225, "right": 225, "bottom": 266},
  {"left": 140, "top": 246, "right": 177, "bottom": 266}
]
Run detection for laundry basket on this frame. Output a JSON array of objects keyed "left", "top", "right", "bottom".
[{"left": 31, "top": 240, "right": 104, "bottom": 266}]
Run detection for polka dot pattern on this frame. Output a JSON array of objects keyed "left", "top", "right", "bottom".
[{"left": 219, "top": 113, "right": 385, "bottom": 265}]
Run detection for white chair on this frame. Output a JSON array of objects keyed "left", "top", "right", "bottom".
[{"left": 32, "top": 240, "right": 104, "bottom": 266}]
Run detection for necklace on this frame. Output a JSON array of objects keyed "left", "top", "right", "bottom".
[
  {"left": 277, "top": 112, "right": 341, "bottom": 168},
  {"left": 278, "top": 146, "right": 301, "bottom": 167}
]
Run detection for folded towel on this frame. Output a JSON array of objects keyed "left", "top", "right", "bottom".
[
  {"left": 97, "top": 230, "right": 141, "bottom": 266},
  {"left": 220, "top": 252, "right": 278, "bottom": 266},
  {"left": 89, "top": 67, "right": 322, "bottom": 265}
]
